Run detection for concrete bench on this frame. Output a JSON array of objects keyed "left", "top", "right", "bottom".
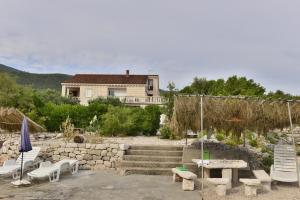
[
  {"left": 240, "top": 178, "right": 261, "bottom": 197},
  {"left": 253, "top": 170, "right": 272, "bottom": 192},
  {"left": 207, "top": 178, "right": 229, "bottom": 196},
  {"left": 172, "top": 168, "right": 197, "bottom": 191}
]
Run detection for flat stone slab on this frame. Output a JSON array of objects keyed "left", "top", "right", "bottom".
[
  {"left": 253, "top": 170, "right": 271, "bottom": 182},
  {"left": 192, "top": 159, "right": 247, "bottom": 169},
  {"left": 172, "top": 168, "right": 197, "bottom": 180},
  {"left": 207, "top": 178, "right": 229, "bottom": 185},
  {"left": 240, "top": 178, "right": 261, "bottom": 186}
]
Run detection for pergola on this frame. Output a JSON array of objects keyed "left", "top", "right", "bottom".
[{"left": 171, "top": 95, "right": 300, "bottom": 194}]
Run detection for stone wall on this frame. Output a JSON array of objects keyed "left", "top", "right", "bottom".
[{"left": 0, "top": 139, "right": 126, "bottom": 170}]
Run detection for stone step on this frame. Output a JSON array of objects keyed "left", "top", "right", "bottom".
[
  {"left": 129, "top": 145, "right": 183, "bottom": 151},
  {"left": 118, "top": 161, "right": 182, "bottom": 168},
  {"left": 119, "top": 167, "right": 173, "bottom": 176},
  {"left": 123, "top": 155, "right": 182, "bottom": 162},
  {"left": 126, "top": 149, "right": 183, "bottom": 156}
]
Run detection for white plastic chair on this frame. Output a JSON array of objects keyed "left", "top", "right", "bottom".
[
  {"left": 0, "top": 147, "right": 41, "bottom": 179},
  {"left": 27, "top": 159, "right": 79, "bottom": 182}
]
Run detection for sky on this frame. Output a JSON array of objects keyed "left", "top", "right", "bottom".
[{"left": 0, "top": 0, "right": 300, "bottom": 94}]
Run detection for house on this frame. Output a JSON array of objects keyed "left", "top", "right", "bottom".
[{"left": 61, "top": 70, "right": 164, "bottom": 105}]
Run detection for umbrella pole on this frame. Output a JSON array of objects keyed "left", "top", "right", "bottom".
[{"left": 20, "top": 152, "right": 24, "bottom": 181}]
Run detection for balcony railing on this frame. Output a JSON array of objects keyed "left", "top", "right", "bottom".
[{"left": 117, "top": 96, "right": 166, "bottom": 105}]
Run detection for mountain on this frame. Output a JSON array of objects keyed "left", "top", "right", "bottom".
[{"left": 0, "top": 64, "right": 71, "bottom": 91}]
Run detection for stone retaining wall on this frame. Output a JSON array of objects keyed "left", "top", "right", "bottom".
[{"left": 0, "top": 139, "right": 126, "bottom": 170}]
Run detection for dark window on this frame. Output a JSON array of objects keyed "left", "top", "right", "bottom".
[{"left": 148, "top": 79, "right": 153, "bottom": 90}]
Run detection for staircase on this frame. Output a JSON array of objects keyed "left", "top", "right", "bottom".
[{"left": 117, "top": 145, "right": 184, "bottom": 176}]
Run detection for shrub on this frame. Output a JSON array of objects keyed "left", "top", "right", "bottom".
[
  {"left": 159, "top": 125, "right": 172, "bottom": 139},
  {"left": 141, "top": 105, "right": 161, "bottom": 136},
  {"left": 88, "top": 97, "right": 122, "bottom": 106},
  {"left": 249, "top": 139, "right": 258, "bottom": 147},
  {"left": 100, "top": 106, "right": 143, "bottom": 136},
  {"left": 215, "top": 132, "right": 225, "bottom": 141},
  {"left": 60, "top": 116, "right": 75, "bottom": 141}
]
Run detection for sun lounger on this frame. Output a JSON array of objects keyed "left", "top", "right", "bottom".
[
  {"left": 27, "top": 159, "right": 79, "bottom": 182},
  {"left": 270, "top": 145, "right": 299, "bottom": 182},
  {"left": 0, "top": 147, "right": 41, "bottom": 179}
]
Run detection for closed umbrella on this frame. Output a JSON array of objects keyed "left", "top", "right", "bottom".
[{"left": 12, "top": 117, "right": 32, "bottom": 186}]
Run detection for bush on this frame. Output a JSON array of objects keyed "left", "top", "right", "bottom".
[
  {"left": 159, "top": 125, "right": 172, "bottom": 139},
  {"left": 215, "top": 132, "right": 225, "bottom": 141},
  {"left": 141, "top": 105, "right": 161, "bottom": 136},
  {"left": 100, "top": 105, "right": 161, "bottom": 136},
  {"left": 100, "top": 106, "right": 143, "bottom": 136},
  {"left": 88, "top": 97, "right": 122, "bottom": 106}
]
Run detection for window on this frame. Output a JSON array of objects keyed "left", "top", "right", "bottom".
[
  {"left": 85, "top": 89, "right": 92, "bottom": 98},
  {"left": 148, "top": 79, "right": 153, "bottom": 90}
]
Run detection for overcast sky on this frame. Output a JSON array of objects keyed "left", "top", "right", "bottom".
[{"left": 0, "top": 0, "right": 300, "bottom": 94}]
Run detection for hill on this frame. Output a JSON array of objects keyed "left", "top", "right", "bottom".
[{"left": 0, "top": 64, "right": 71, "bottom": 91}]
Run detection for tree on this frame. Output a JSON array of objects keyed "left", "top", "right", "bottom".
[
  {"left": 165, "top": 82, "right": 177, "bottom": 119},
  {"left": 180, "top": 75, "right": 265, "bottom": 96}
]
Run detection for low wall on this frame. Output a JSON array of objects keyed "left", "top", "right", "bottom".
[{"left": 0, "top": 139, "right": 126, "bottom": 170}]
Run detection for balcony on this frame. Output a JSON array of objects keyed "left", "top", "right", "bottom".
[{"left": 121, "top": 96, "right": 166, "bottom": 105}]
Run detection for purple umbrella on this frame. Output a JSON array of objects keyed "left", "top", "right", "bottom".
[{"left": 19, "top": 117, "right": 32, "bottom": 180}]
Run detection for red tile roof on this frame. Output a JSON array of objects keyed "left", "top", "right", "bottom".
[{"left": 63, "top": 74, "right": 150, "bottom": 84}]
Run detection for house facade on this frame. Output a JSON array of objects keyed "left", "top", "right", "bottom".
[{"left": 61, "top": 70, "right": 163, "bottom": 105}]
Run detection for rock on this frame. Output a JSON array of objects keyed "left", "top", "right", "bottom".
[
  {"left": 112, "top": 149, "right": 118, "bottom": 154},
  {"left": 69, "top": 153, "right": 76, "bottom": 158},
  {"left": 90, "top": 150, "right": 101, "bottom": 156},
  {"left": 103, "top": 156, "right": 110, "bottom": 161},
  {"left": 101, "top": 150, "right": 107, "bottom": 156},
  {"left": 78, "top": 143, "right": 86, "bottom": 148},
  {"left": 52, "top": 155, "right": 60, "bottom": 161},
  {"left": 55, "top": 133, "right": 63, "bottom": 139},
  {"left": 76, "top": 155, "right": 83, "bottom": 161},
  {"left": 79, "top": 160, "right": 87, "bottom": 165},
  {"left": 96, "top": 160, "right": 104, "bottom": 164},
  {"left": 104, "top": 161, "right": 111, "bottom": 167},
  {"left": 65, "top": 148, "right": 74, "bottom": 153},
  {"left": 95, "top": 144, "right": 108, "bottom": 150},
  {"left": 87, "top": 160, "right": 96, "bottom": 165},
  {"left": 110, "top": 144, "right": 119, "bottom": 149},
  {"left": 58, "top": 148, "right": 65, "bottom": 153},
  {"left": 117, "top": 151, "right": 125, "bottom": 157},
  {"left": 83, "top": 154, "right": 92, "bottom": 160},
  {"left": 119, "top": 144, "right": 129, "bottom": 151},
  {"left": 93, "top": 155, "right": 101, "bottom": 160},
  {"left": 85, "top": 143, "right": 91, "bottom": 149},
  {"left": 66, "top": 143, "right": 78, "bottom": 148}
]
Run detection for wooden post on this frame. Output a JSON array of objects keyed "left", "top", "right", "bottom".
[
  {"left": 287, "top": 102, "right": 300, "bottom": 187},
  {"left": 200, "top": 96, "right": 204, "bottom": 198}
]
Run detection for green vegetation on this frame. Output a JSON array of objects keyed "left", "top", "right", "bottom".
[
  {"left": 0, "top": 64, "right": 71, "bottom": 90},
  {"left": 159, "top": 125, "right": 173, "bottom": 139},
  {"left": 0, "top": 72, "right": 162, "bottom": 136},
  {"left": 180, "top": 75, "right": 300, "bottom": 100}
]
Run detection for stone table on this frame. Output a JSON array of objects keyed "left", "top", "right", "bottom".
[{"left": 192, "top": 159, "right": 247, "bottom": 188}]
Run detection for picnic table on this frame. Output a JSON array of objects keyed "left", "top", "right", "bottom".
[{"left": 192, "top": 159, "right": 247, "bottom": 188}]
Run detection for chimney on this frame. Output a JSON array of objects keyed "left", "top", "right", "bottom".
[{"left": 126, "top": 70, "right": 130, "bottom": 77}]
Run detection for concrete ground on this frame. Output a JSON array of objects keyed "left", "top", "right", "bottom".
[
  {"left": 1, "top": 170, "right": 300, "bottom": 200},
  {"left": 0, "top": 170, "right": 201, "bottom": 200}
]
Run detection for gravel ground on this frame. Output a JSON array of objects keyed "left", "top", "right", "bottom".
[{"left": 0, "top": 170, "right": 300, "bottom": 200}]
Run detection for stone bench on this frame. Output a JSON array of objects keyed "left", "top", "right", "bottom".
[
  {"left": 253, "top": 170, "right": 272, "bottom": 192},
  {"left": 207, "top": 178, "right": 229, "bottom": 196},
  {"left": 172, "top": 168, "right": 197, "bottom": 191},
  {"left": 240, "top": 178, "right": 261, "bottom": 197}
]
